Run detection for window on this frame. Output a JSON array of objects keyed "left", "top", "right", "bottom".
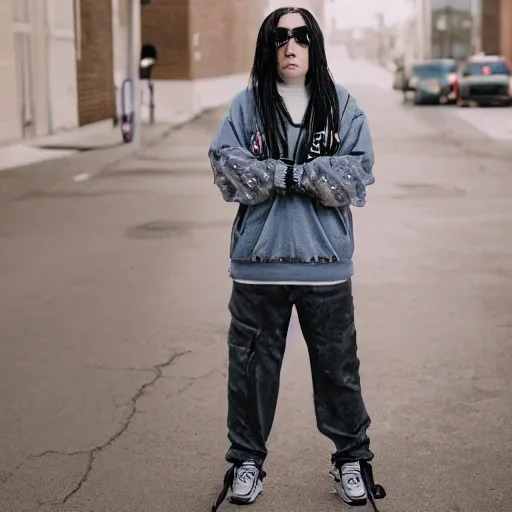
[
  {"left": 465, "top": 61, "right": 511, "bottom": 76},
  {"left": 413, "top": 62, "right": 457, "bottom": 77}
]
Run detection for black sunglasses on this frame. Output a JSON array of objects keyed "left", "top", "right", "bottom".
[{"left": 275, "top": 26, "right": 310, "bottom": 48}]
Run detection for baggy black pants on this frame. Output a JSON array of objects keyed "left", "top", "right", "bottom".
[{"left": 225, "top": 279, "right": 374, "bottom": 467}]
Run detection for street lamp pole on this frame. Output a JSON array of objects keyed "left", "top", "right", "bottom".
[
  {"left": 415, "top": 0, "right": 426, "bottom": 60},
  {"left": 129, "top": 0, "right": 142, "bottom": 150}
]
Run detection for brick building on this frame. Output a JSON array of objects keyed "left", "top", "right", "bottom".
[
  {"left": 76, "top": 0, "right": 116, "bottom": 126},
  {"left": 136, "top": 0, "right": 268, "bottom": 123},
  {"left": 501, "top": 0, "right": 512, "bottom": 62},
  {"left": 140, "top": 0, "right": 264, "bottom": 81},
  {"left": 0, "top": 0, "right": 333, "bottom": 146},
  {"left": 481, "top": 0, "right": 501, "bottom": 54},
  {"left": 83, "top": 0, "right": 270, "bottom": 126},
  {"left": 0, "top": 0, "right": 269, "bottom": 146},
  {"left": 480, "top": 0, "right": 512, "bottom": 61}
]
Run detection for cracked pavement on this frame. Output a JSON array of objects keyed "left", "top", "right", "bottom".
[
  {"left": 48, "top": 350, "right": 191, "bottom": 505},
  {"left": 1, "top": 53, "right": 512, "bottom": 512}
]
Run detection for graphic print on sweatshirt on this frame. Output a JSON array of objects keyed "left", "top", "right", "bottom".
[
  {"left": 305, "top": 129, "right": 341, "bottom": 163},
  {"left": 249, "top": 127, "right": 340, "bottom": 162}
]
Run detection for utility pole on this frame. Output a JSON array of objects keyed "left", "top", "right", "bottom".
[
  {"left": 376, "top": 12, "right": 385, "bottom": 65},
  {"left": 445, "top": 6, "right": 452, "bottom": 58},
  {"left": 129, "top": 0, "right": 142, "bottom": 150},
  {"left": 417, "top": 0, "right": 425, "bottom": 60}
]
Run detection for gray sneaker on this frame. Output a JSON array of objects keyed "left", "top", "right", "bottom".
[
  {"left": 230, "top": 460, "right": 263, "bottom": 504},
  {"left": 331, "top": 461, "right": 367, "bottom": 505}
]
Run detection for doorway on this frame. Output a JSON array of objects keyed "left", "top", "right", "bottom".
[{"left": 12, "top": 0, "right": 37, "bottom": 139}]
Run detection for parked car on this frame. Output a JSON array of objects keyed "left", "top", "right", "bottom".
[
  {"left": 404, "top": 59, "right": 458, "bottom": 105},
  {"left": 457, "top": 55, "right": 512, "bottom": 107}
]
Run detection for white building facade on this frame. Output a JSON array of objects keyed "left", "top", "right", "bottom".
[{"left": 0, "top": 0, "right": 78, "bottom": 146}]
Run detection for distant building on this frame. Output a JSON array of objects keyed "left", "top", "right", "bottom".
[
  {"left": 476, "top": 0, "right": 512, "bottom": 60},
  {"left": 430, "top": 0, "right": 474, "bottom": 59},
  {"left": 415, "top": 0, "right": 512, "bottom": 62},
  {"left": 414, "top": 0, "right": 480, "bottom": 60},
  {"left": 499, "top": 0, "right": 512, "bottom": 61},
  {"left": 481, "top": 0, "right": 501, "bottom": 54}
]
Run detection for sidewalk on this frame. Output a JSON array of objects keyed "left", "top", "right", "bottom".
[
  {"left": 0, "top": 119, "right": 178, "bottom": 173},
  {"left": 0, "top": 118, "right": 194, "bottom": 202},
  {"left": 454, "top": 106, "right": 512, "bottom": 141}
]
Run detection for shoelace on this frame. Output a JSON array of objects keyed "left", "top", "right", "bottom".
[
  {"left": 345, "top": 473, "right": 361, "bottom": 488},
  {"left": 211, "top": 464, "right": 266, "bottom": 512},
  {"left": 236, "top": 464, "right": 257, "bottom": 484}
]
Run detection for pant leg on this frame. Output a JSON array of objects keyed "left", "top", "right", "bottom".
[
  {"left": 226, "top": 281, "right": 293, "bottom": 466},
  {"left": 293, "top": 280, "right": 374, "bottom": 464}
]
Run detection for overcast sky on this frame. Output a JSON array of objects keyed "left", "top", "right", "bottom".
[{"left": 326, "top": 0, "right": 414, "bottom": 28}]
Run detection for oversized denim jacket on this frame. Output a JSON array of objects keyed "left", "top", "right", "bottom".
[{"left": 208, "top": 85, "right": 375, "bottom": 283}]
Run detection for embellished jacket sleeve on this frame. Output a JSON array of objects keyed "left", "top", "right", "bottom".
[
  {"left": 291, "top": 112, "right": 375, "bottom": 208},
  {"left": 208, "top": 94, "right": 288, "bottom": 205}
]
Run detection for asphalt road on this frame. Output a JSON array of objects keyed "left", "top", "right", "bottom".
[{"left": 1, "top": 56, "right": 512, "bottom": 512}]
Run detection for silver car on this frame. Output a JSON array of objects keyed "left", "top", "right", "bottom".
[{"left": 457, "top": 55, "right": 512, "bottom": 107}]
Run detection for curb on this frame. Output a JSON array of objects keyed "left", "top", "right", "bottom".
[{"left": 0, "top": 114, "right": 203, "bottom": 203}]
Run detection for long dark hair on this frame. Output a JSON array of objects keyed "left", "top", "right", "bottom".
[{"left": 250, "top": 7, "right": 340, "bottom": 162}]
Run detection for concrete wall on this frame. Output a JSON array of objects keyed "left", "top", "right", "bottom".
[
  {"left": 0, "top": 0, "right": 57, "bottom": 143},
  {"left": 1, "top": 0, "right": 83, "bottom": 143},
  {"left": 46, "top": 0, "right": 79, "bottom": 133},
  {"left": 415, "top": 0, "right": 433, "bottom": 60},
  {"left": 112, "top": 0, "right": 129, "bottom": 88},
  {"left": 0, "top": 2, "right": 22, "bottom": 144}
]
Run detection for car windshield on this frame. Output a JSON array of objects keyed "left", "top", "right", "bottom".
[
  {"left": 413, "top": 62, "right": 456, "bottom": 77},
  {"left": 465, "top": 60, "right": 510, "bottom": 75}
]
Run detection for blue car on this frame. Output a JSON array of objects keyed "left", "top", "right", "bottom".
[{"left": 405, "top": 59, "right": 459, "bottom": 105}]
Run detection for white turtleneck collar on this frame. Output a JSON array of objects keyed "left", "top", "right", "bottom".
[{"left": 277, "top": 82, "right": 310, "bottom": 125}]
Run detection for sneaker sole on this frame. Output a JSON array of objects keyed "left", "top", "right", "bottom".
[{"left": 229, "top": 480, "right": 263, "bottom": 505}]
